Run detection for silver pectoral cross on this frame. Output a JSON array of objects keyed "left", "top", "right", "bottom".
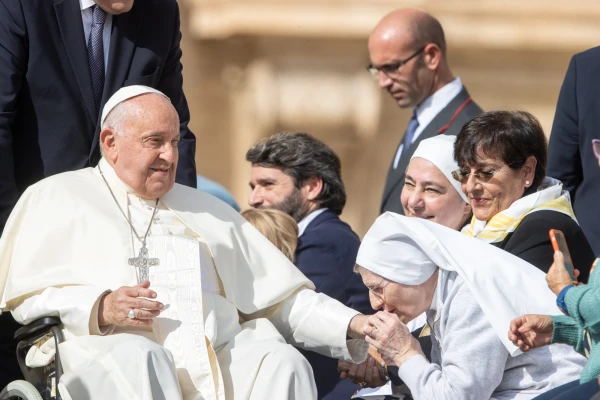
[{"left": 128, "top": 245, "right": 160, "bottom": 282}]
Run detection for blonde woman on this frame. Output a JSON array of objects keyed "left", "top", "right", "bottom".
[{"left": 241, "top": 208, "right": 298, "bottom": 261}]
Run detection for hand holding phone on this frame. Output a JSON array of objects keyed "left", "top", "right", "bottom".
[{"left": 549, "top": 229, "right": 577, "bottom": 281}]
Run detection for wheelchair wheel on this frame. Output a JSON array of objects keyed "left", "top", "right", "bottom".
[{"left": 0, "top": 380, "right": 43, "bottom": 400}]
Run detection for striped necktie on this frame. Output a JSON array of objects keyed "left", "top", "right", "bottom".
[
  {"left": 400, "top": 109, "right": 420, "bottom": 157},
  {"left": 87, "top": 5, "right": 107, "bottom": 115},
  {"left": 393, "top": 109, "right": 420, "bottom": 169}
]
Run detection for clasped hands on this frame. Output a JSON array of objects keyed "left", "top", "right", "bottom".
[
  {"left": 98, "top": 280, "right": 164, "bottom": 327},
  {"left": 342, "top": 311, "right": 422, "bottom": 388}
]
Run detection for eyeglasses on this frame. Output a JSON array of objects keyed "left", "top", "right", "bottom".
[
  {"left": 368, "top": 278, "right": 389, "bottom": 301},
  {"left": 366, "top": 46, "right": 426, "bottom": 79},
  {"left": 451, "top": 161, "right": 519, "bottom": 184},
  {"left": 593, "top": 139, "right": 600, "bottom": 160}
]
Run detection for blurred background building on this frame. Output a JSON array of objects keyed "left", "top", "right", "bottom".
[{"left": 180, "top": 0, "right": 599, "bottom": 236}]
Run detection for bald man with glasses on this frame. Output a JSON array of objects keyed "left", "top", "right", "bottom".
[{"left": 369, "top": 8, "right": 483, "bottom": 215}]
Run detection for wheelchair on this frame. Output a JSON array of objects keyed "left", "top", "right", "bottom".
[{"left": 0, "top": 317, "right": 64, "bottom": 400}]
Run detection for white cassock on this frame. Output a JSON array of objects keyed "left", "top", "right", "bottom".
[{"left": 0, "top": 158, "right": 367, "bottom": 400}]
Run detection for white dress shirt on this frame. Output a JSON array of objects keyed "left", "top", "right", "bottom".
[
  {"left": 80, "top": 0, "right": 112, "bottom": 72},
  {"left": 393, "top": 77, "right": 464, "bottom": 169},
  {"left": 297, "top": 208, "right": 328, "bottom": 237}
]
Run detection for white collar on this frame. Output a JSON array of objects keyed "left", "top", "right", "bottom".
[
  {"left": 80, "top": 0, "right": 96, "bottom": 11},
  {"left": 297, "top": 208, "right": 328, "bottom": 237},
  {"left": 97, "top": 158, "right": 136, "bottom": 195},
  {"left": 414, "top": 77, "right": 463, "bottom": 129}
]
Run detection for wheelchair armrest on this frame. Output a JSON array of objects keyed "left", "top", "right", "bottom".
[{"left": 14, "top": 316, "right": 62, "bottom": 342}]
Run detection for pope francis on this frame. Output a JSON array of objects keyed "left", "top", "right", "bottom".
[{"left": 0, "top": 86, "right": 369, "bottom": 400}]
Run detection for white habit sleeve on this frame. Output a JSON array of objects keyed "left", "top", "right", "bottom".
[
  {"left": 242, "top": 288, "right": 368, "bottom": 363},
  {"left": 11, "top": 286, "right": 113, "bottom": 336}
]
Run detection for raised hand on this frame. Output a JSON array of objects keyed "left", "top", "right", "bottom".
[
  {"left": 546, "top": 251, "right": 578, "bottom": 296},
  {"left": 98, "top": 280, "right": 164, "bottom": 327},
  {"left": 508, "top": 314, "right": 553, "bottom": 352}
]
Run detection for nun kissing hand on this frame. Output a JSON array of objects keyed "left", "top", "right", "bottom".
[{"left": 363, "top": 311, "right": 423, "bottom": 366}]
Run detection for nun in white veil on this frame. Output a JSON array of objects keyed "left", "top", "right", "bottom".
[
  {"left": 402, "top": 134, "right": 471, "bottom": 232},
  {"left": 354, "top": 213, "right": 585, "bottom": 400}
]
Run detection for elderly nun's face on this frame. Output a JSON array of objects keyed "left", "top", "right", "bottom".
[
  {"left": 402, "top": 158, "right": 471, "bottom": 231},
  {"left": 358, "top": 266, "right": 438, "bottom": 323},
  {"left": 100, "top": 94, "right": 180, "bottom": 199}
]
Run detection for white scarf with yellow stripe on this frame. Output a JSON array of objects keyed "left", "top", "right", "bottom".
[{"left": 462, "top": 177, "right": 577, "bottom": 243}]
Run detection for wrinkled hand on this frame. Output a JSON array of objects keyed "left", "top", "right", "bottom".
[
  {"left": 363, "top": 311, "right": 422, "bottom": 366},
  {"left": 98, "top": 281, "right": 163, "bottom": 327},
  {"left": 546, "top": 251, "right": 578, "bottom": 296},
  {"left": 508, "top": 314, "right": 553, "bottom": 352},
  {"left": 338, "top": 353, "right": 387, "bottom": 389}
]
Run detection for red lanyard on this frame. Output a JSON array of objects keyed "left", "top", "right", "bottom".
[{"left": 437, "top": 96, "right": 472, "bottom": 135}]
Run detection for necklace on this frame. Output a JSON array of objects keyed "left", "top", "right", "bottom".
[{"left": 98, "top": 164, "right": 160, "bottom": 282}]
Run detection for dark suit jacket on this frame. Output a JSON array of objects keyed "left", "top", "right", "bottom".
[
  {"left": 548, "top": 47, "right": 600, "bottom": 254},
  {"left": 492, "top": 210, "right": 595, "bottom": 283},
  {"left": 294, "top": 210, "right": 371, "bottom": 400},
  {"left": 0, "top": 0, "right": 196, "bottom": 386},
  {"left": 0, "top": 0, "right": 197, "bottom": 234},
  {"left": 380, "top": 87, "right": 482, "bottom": 214}
]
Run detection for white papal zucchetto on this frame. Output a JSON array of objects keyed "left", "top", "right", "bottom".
[{"left": 100, "top": 85, "right": 170, "bottom": 129}]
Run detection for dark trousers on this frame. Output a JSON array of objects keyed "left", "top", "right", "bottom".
[{"left": 533, "top": 379, "right": 600, "bottom": 400}]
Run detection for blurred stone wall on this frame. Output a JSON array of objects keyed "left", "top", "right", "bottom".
[{"left": 179, "top": 0, "right": 599, "bottom": 236}]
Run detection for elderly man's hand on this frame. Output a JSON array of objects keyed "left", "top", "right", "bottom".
[
  {"left": 546, "top": 251, "right": 579, "bottom": 296},
  {"left": 348, "top": 314, "right": 370, "bottom": 339},
  {"left": 508, "top": 314, "right": 553, "bottom": 352},
  {"left": 338, "top": 355, "right": 387, "bottom": 389},
  {"left": 98, "top": 281, "right": 164, "bottom": 327},
  {"left": 364, "top": 311, "right": 422, "bottom": 366}
]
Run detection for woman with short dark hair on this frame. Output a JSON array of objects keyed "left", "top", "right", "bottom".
[{"left": 453, "top": 111, "right": 594, "bottom": 281}]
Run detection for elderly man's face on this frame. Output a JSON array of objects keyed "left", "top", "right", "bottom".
[
  {"left": 359, "top": 267, "right": 437, "bottom": 324},
  {"left": 401, "top": 158, "right": 471, "bottom": 231},
  {"left": 102, "top": 95, "right": 180, "bottom": 199},
  {"left": 94, "top": 0, "right": 134, "bottom": 14},
  {"left": 248, "top": 166, "right": 311, "bottom": 222}
]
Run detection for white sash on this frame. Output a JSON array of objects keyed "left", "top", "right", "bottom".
[{"left": 145, "top": 235, "right": 224, "bottom": 399}]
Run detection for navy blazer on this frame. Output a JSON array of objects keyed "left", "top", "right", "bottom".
[
  {"left": 548, "top": 46, "right": 600, "bottom": 254},
  {"left": 0, "top": 0, "right": 197, "bottom": 234},
  {"left": 0, "top": 0, "right": 196, "bottom": 387},
  {"left": 295, "top": 209, "right": 371, "bottom": 399}
]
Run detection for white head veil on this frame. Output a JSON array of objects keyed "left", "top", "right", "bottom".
[
  {"left": 410, "top": 135, "right": 469, "bottom": 203},
  {"left": 100, "top": 85, "right": 170, "bottom": 129},
  {"left": 356, "top": 212, "right": 561, "bottom": 356}
]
